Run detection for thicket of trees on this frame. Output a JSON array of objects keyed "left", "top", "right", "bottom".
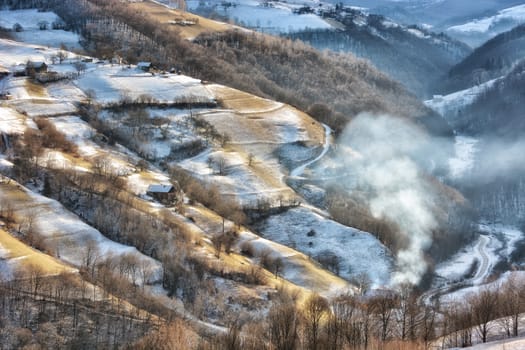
[
  {"left": 285, "top": 21, "right": 470, "bottom": 98},
  {"left": 0, "top": 265, "right": 164, "bottom": 349},
  {"left": 200, "top": 275, "right": 525, "bottom": 350}
]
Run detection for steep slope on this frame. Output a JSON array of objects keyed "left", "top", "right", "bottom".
[
  {"left": 445, "top": 4, "right": 525, "bottom": 47},
  {"left": 430, "top": 58, "right": 525, "bottom": 225},
  {"left": 286, "top": 10, "right": 471, "bottom": 98},
  {"left": 441, "top": 24, "right": 525, "bottom": 93},
  {"left": 47, "top": 0, "right": 451, "bottom": 138},
  {"left": 457, "top": 60, "right": 525, "bottom": 140}
]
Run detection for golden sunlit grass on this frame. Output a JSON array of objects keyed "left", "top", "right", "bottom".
[
  {"left": 209, "top": 85, "right": 281, "bottom": 112},
  {"left": 24, "top": 79, "right": 48, "bottom": 98},
  {"left": 128, "top": 0, "right": 234, "bottom": 39},
  {"left": 0, "top": 229, "right": 75, "bottom": 275},
  {"left": 209, "top": 84, "right": 325, "bottom": 142}
]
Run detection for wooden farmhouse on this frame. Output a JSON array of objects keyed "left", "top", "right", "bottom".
[{"left": 146, "top": 184, "right": 179, "bottom": 205}]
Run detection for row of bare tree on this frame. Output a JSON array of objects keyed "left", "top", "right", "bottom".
[{"left": 202, "top": 275, "right": 525, "bottom": 350}]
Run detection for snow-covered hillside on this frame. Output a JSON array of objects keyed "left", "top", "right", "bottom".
[
  {"left": 446, "top": 4, "right": 525, "bottom": 47},
  {"left": 256, "top": 207, "right": 392, "bottom": 287},
  {"left": 0, "top": 9, "right": 81, "bottom": 49},
  {"left": 186, "top": 0, "right": 333, "bottom": 33},
  {"left": 425, "top": 77, "right": 500, "bottom": 127}
]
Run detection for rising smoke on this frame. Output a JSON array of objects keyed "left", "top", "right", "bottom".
[{"left": 335, "top": 113, "right": 451, "bottom": 286}]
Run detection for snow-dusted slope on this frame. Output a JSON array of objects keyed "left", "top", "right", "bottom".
[
  {"left": 187, "top": 0, "right": 333, "bottom": 33},
  {"left": 448, "top": 4, "right": 525, "bottom": 34},
  {"left": 256, "top": 207, "right": 392, "bottom": 287},
  {"left": 424, "top": 77, "right": 500, "bottom": 126},
  {"left": 446, "top": 4, "right": 525, "bottom": 46},
  {"left": 0, "top": 9, "right": 81, "bottom": 49}
]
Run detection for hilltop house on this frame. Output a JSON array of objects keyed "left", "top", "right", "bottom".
[{"left": 146, "top": 184, "right": 180, "bottom": 205}]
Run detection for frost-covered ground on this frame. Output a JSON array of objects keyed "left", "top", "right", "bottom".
[
  {"left": 446, "top": 4, "right": 525, "bottom": 46},
  {"left": 187, "top": 0, "right": 332, "bottom": 33},
  {"left": 424, "top": 78, "right": 500, "bottom": 126},
  {"left": 0, "top": 9, "right": 81, "bottom": 49},
  {"left": 256, "top": 207, "right": 392, "bottom": 287},
  {"left": 75, "top": 65, "right": 215, "bottom": 105},
  {"left": 448, "top": 4, "right": 525, "bottom": 34}
]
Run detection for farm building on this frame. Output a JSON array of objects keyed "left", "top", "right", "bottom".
[
  {"left": 25, "top": 61, "right": 48, "bottom": 76},
  {"left": 137, "top": 62, "right": 152, "bottom": 72},
  {"left": 146, "top": 184, "right": 180, "bottom": 205}
]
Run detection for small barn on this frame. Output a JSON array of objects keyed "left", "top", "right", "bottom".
[
  {"left": 25, "top": 61, "right": 47, "bottom": 76},
  {"left": 137, "top": 62, "right": 152, "bottom": 72},
  {"left": 146, "top": 184, "right": 179, "bottom": 204},
  {"left": 0, "top": 66, "right": 9, "bottom": 78}
]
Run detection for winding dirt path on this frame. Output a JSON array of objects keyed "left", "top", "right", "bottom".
[{"left": 290, "top": 123, "right": 332, "bottom": 178}]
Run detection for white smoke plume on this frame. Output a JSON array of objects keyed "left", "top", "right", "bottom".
[{"left": 335, "top": 113, "right": 449, "bottom": 286}]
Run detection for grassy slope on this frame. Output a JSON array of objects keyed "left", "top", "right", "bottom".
[
  {"left": 128, "top": 0, "right": 236, "bottom": 40},
  {"left": 0, "top": 227, "right": 76, "bottom": 275}
]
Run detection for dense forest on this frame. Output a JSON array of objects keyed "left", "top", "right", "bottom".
[{"left": 285, "top": 12, "right": 470, "bottom": 98}]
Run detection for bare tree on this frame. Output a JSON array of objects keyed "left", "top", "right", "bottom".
[
  {"left": 369, "top": 293, "right": 397, "bottom": 342},
  {"left": 268, "top": 302, "right": 299, "bottom": 350},
  {"left": 469, "top": 287, "right": 500, "bottom": 343},
  {"left": 499, "top": 275, "right": 524, "bottom": 337},
  {"left": 57, "top": 50, "right": 67, "bottom": 64},
  {"left": 302, "top": 293, "right": 329, "bottom": 350}
]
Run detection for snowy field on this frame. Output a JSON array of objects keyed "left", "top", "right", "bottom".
[
  {"left": 185, "top": 205, "right": 352, "bottom": 296},
  {"left": 187, "top": 0, "right": 332, "bottom": 33},
  {"left": 75, "top": 66, "right": 215, "bottom": 105},
  {"left": 179, "top": 148, "right": 295, "bottom": 206},
  {"left": 446, "top": 4, "right": 525, "bottom": 46},
  {"left": 0, "top": 9, "right": 81, "bottom": 49},
  {"left": 256, "top": 207, "right": 392, "bottom": 287},
  {"left": 454, "top": 335, "right": 525, "bottom": 350},
  {"left": 448, "top": 4, "right": 525, "bottom": 34},
  {"left": 49, "top": 116, "right": 99, "bottom": 157},
  {"left": 0, "top": 39, "right": 54, "bottom": 67},
  {"left": 0, "top": 106, "right": 27, "bottom": 135}
]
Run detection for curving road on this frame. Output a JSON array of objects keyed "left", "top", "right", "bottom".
[
  {"left": 290, "top": 123, "right": 332, "bottom": 178},
  {"left": 422, "top": 234, "right": 492, "bottom": 304},
  {"left": 472, "top": 235, "right": 491, "bottom": 283}
]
